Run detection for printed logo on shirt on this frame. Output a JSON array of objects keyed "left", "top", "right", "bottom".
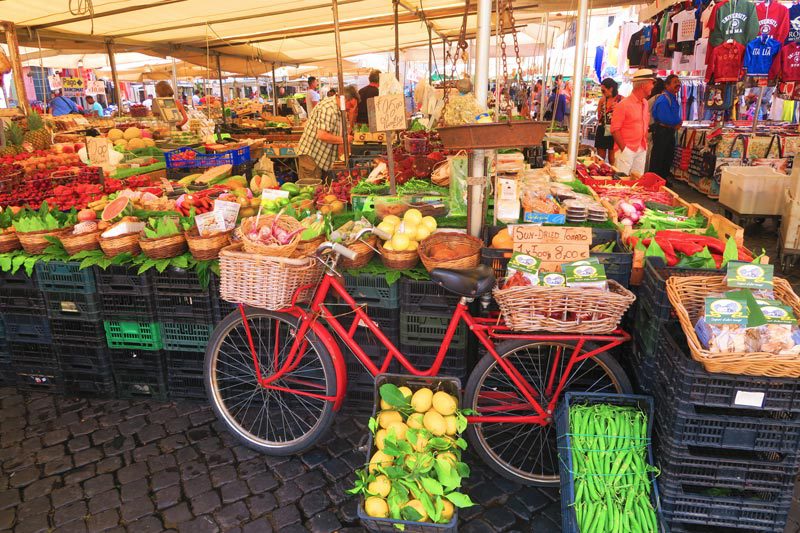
[
  {"left": 761, "top": 18, "right": 779, "bottom": 32},
  {"left": 723, "top": 13, "right": 748, "bottom": 33},
  {"left": 790, "top": 18, "right": 800, "bottom": 41}
]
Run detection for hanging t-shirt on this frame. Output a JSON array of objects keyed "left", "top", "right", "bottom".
[
  {"left": 619, "top": 22, "right": 641, "bottom": 73},
  {"left": 660, "top": 11, "right": 672, "bottom": 43},
  {"left": 627, "top": 28, "right": 647, "bottom": 67},
  {"left": 710, "top": 0, "right": 760, "bottom": 47},
  {"left": 673, "top": 9, "right": 698, "bottom": 42},
  {"left": 694, "top": 38, "right": 710, "bottom": 73},
  {"left": 642, "top": 25, "right": 654, "bottom": 53},
  {"left": 744, "top": 36, "right": 781, "bottom": 76},
  {"left": 701, "top": 1, "right": 718, "bottom": 38},
  {"left": 756, "top": 1, "right": 790, "bottom": 42},
  {"left": 787, "top": 4, "right": 800, "bottom": 43},
  {"left": 706, "top": 40, "right": 745, "bottom": 81},
  {"left": 770, "top": 41, "right": 800, "bottom": 81}
]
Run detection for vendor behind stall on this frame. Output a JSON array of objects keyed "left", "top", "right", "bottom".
[
  {"left": 296, "top": 85, "right": 359, "bottom": 181},
  {"left": 153, "top": 81, "right": 188, "bottom": 129}
]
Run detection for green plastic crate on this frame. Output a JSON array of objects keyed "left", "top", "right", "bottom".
[
  {"left": 160, "top": 322, "right": 213, "bottom": 352},
  {"left": 104, "top": 321, "right": 163, "bottom": 351}
]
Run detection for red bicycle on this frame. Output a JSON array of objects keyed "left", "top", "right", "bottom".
[{"left": 204, "top": 228, "right": 632, "bottom": 486}]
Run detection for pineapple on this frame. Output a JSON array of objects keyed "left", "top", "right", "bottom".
[
  {"left": 23, "top": 111, "right": 51, "bottom": 151},
  {"left": 0, "top": 122, "right": 23, "bottom": 156}
]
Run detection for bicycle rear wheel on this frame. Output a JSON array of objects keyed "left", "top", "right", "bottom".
[
  {"left": 205, "top": 308, "right": 336, "bottom": 455},
  {"left": 464, "top": 339, "right": 631, "bottom": 486}
]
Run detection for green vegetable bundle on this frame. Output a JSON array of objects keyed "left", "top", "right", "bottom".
[
  {"left": 12, "top": 202, "right": 76, "bottom": 233},
  {"left": 637, "top": 207, "right": 706, "bottom": 231},
  {"left": 568, "top": 403, "right": 659, "bottom": 533}
]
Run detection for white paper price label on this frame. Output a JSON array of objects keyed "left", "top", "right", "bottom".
[
  {"left": 85, "top": 81, "right": 106, "bottom": 95},
  {"left": 86, "top": 137, "right": 111, "bottom": 165},
  {"left": 734, "top": 390, "right": 765, "bottom": 408}
]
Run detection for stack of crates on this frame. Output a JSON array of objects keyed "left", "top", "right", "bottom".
[
  {"left": 36, "top": 261, "right": 114, "bottom": 397},
  {"left": 98, "top": 265, "right": 166, "bottom": 400},
  {"left": 153, "top": 267, "right": 214, "bottom": 400},
  {"left": 0, "top": 317, "right": 11, "bottom": 386},
  {"left": 330, "top": 272, "right": 401, "bottom": 414},
  {"left": 398, "top": 279, "right": 471, "bottom": 383},
  {"left": 0, "top": 269, "right": 60, "bottom": 393}
]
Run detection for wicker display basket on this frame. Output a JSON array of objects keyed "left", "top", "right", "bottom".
[
  {"left": 667, "top": 275, "right": 800, "bottom": 377},
  {"left": 99, "top": 232, "right": 141, "bottom": 257},
  {"left": 17, "top": 226, "right": 74, "bottom": 255},
  {"left": 219, "top": 243, "right": 324, "bottom": 310},
  {"left": 377, "top": 241, "right": 419, "bottom": 270},
  {"left": 418, "top": 232, "right": 482, "bottom": 272},
  {"left": 185, "top": 228, "right": 232, "bottom": 261},
  {"left": 0, "top": 230, "right": 21, "bottom": 253},
  {"left": 239, "top": 214, "right": 301, "bottom": 257},
  {"left": 338, "top": 235, "right": 377, "bottom": 269},
  {"left": 139, "top": 233, "right": 187, "bottom": 259},
  {"left": 493, "top": 280, "right": 636, "bottom": 333},
  {"left": 292, "top": 234, "right": 326, "bottom": 258},
  {"left": 59, "top": 229, "right": 101, "bottom": 256}
]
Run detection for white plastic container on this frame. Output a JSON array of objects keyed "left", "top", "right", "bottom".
[{"left": 719, "top": 166, "right": 790, "bottom": 215}]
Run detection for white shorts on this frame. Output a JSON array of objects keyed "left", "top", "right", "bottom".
[{"left": 615, "top": 146, "right": 647, "bottom": 175}]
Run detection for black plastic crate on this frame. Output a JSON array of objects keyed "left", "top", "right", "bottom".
[
  {"left": 340, "top": 272, "right": 399, "bottom": 308},
  {"left": 56, "top": 343, "right": 111, "bottom": 374},
  {"left": 62, "top": 370, "right": 116, "bottom": 398},
  {"left": 658, "top": 325, "right": 800, "bottom": 414},
  {"left": 9, "top": 342, "right": 57, "bottom": 370},
  {"left": 401, "top": 344, "right": 472, "bottom": 381},
  {"left": 399, "top": 278, "right": 460, "bottom": 313},
  {"left": 96, "top": 265, "right": 152, "bottom": 296},
  {"left": 400, "top": 311, "right": 467, "bottom": 350},
  {"left": 152, "top": 267, "right": 208, "bottom": 295},
  {"left": 165, "top": 350, "right": 205, "bottom": 375},
  {"left": 100, "top": 292, "right": 157, "bottom": 321},
  {"left": 35, "top": 261, "right": 96, "bottom": 294},
  {"left": 210, "top": 275, "right": 238, "bottom": 323},
  {"left": 641, "top": 256, "right": 723, "bottom": 323},
  {"left": 43, "top": 290, "right": 102, "bottom": 321},
  {"left": 155, "top": 292, "right": 214, "bottom": 324},
  {"left": 658, "top": 478, "right": 792, "bottom": 533},
  {"left": 49, "top": 318, "right": 106, "bottom": 346},
  {"left": 0, "top": 269, "right": 37, "bottom": 290},
  {"left": 326, "top": 301, "right": 399, "bottom": 333},
  {"left": 113, "top": 366, "right": 168, "bottom": 400},
  {"left": 109, "top": 348, "right": 166, "bottom": 372},
  {"left": 592, "top": 239, "right": 633, "bottom": 289},
  {"left": 15, "top": 366, "right": 63, "bottom": 394},
  {"left": 167, "top": 372, "right": 206, "bottom": 400},
  {"left": 4, "top": 314, "right": 51, "bottom": 344},
  {"left": 160, "top": 322, "right": 213, "bottom": 352},
  {"left": 633, "top": 293, "right": 668, "bottom": 357},
  {"left": 0, "top": 286, "right": 44, "bottom": 315}
]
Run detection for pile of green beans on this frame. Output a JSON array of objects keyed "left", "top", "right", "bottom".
[{"left": 568, "top": 404, "right": 659, "bottom": 533}]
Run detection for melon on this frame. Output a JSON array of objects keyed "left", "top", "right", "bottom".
[
  {"left": 108, "top": 128, "right": 124, "bottom": 141},
  {"left": 195, "top": 164, "right": 232, "bottom": 185},
  {"left": 114, "top": 139, "right": 128, "bottom": 148},
  {"left": 142, "top": 138, "right": 155, "bottom": 148},
  {"left": 123, "top": 127, "right": 141, "bottom": 140},
  {"left": 101, "top": 197, "right": 131, "bottom": 222},
  {"left": 127, "top": 138, "right": 146, "bottom": 150}
]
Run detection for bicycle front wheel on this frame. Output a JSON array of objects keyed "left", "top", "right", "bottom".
[
  {"left": 205, "top": 308, "right": 337, "bottom": 455},
  {"left": 464, "top": 339, "right": 631, "bottom": 486}
]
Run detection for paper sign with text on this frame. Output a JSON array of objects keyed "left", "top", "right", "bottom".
[
  {"left": 86, "top": 137, "right": 111, "bottom": 165},
  {"left": 85, "top": 81, "right": 106, "bottom": 95},
  {"left": 367, "top": 94, "right": 406, "bottom": 132},
  {"left": 510, "top": 225, "right": 592, "bottom": 245},
  {"left": 61, "top": 77, "right": 85, "bottom": 97},
  {"left": 48, "top": 76, "right": 63, "bottom": 90}
]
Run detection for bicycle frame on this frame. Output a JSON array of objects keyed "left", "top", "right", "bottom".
[{"left": 238, "top": 270, "right": 630, "bottom": 425}]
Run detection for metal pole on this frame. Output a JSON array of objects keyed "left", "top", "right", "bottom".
[
  {"left": 428, "top": 24, "right": 433, "bottom": 83},
  {"left": 332, "top": 0, "right": 350, "bottom": 166},
  {"left": 567, "top": 0, "right": 590, "bottom": 166},
  {"left": 468, "top": 0, "right": 491, "bottom": 239},
  {"left": 271, "top": 63, "right": 278, "bottom": 115},
  {"left": 540, "top": 13, "right": 550, "bottom": 121},
  {"left": 1, "top": 21, "right": 30, "bottom": 114},
  {"left": 216, "top": 53, "right": 226, "bottom": 124},
  {"left": 171, "top": 56, "right": 179, "bottom": 100},
  {"left": 105, "top": 40, "right": 122, "bottom": 111},
  {"left": 394, "top": 0, "right": 400, "bottom": 79},
  {"left": 752, "top": 84, "right": 766, "bottom": 133}
]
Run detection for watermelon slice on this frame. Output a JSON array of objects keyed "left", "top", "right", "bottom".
[{"left": 102, "top": 197, "right": 132, "bottom": 222}]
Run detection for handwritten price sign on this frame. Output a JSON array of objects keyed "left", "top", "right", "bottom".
[
  {"left": 48, "top": 76, "right": 63, "bottom": 90},
  {"left": 85, "top": 81, "right": 106, "bottom": 95},
  {"left": 367, "top": 94, "right": 406, "bottom": 132},
  {"left": 511, "top": 225, "right": 591, "bottom": 271},
  {"left": 86, "top": 137, "right": 111, "bottom": 165}
]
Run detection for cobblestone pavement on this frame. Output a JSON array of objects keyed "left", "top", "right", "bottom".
[{"left": 0, "top": 386, "right": 562, "bottom": 532}]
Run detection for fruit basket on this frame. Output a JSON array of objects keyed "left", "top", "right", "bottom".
[
  {"left": 339, "top": 235, "right": 378, "bottom": 269},
  {"left": 18, "top": 226, "right": 74, "bottom": 255},
  {"left": 238, "top": 214, "right": 302, "bottom": 257},
  {"left": 0, "top": 229, "right": 21, "bottom": 253},
  {"left": 99, "top": 232, "right": 141, "bottom": 257},
  {"left": 377, "top": 240, "right": 419, "bottom": 270},
  {"left": 139, "top": 233, "right": 187, "bottom": 259},
  {"left": 59, "top": 229, "right": 101, "bottom": 255},
  {"left": 185, "top": 227, "right": 232, "bottom": 261},
  {"left": 418, "top": 232, "right": 482, "bottom": 272}
]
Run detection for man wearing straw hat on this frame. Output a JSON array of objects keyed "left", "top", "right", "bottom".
[{"left": 609, "top": 69, "right": 656, "bottom": 175}]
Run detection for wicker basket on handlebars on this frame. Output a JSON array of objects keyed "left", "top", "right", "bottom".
[
  {"left": 219, "top": 243, "right": 323, "bottom": 310},
  {"left": 292, "top": 234, "right": 326, "bottom": 258},
  {"left": 338, "top": 235, "right": 377, "bottom": 269},
  {"left": 493, "top": 280, "right": 636, "bottom": 333},
  {"left": 238, "top": 214, "right": 302, "bottom": 257}
]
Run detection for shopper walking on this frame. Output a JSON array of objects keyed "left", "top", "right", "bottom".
[
  {"left": 595, "top": 78, "right": 622, "bottom": 165},
  {"left": 356, "top": 70, "right": 381, "bottom": 125},
  {"left": 609, "top": 69, "right": 655, "bottom": 175},
  {"left": 648, "top": 74, "right": 683, "bottom": 179},
  {"left": 296, "top": 85, "right": 359, "bottom": 181}
]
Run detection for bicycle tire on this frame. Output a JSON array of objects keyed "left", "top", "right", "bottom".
[
  {"left": 464, "top": 339, "right": 631, "bottom": 486},
  {"left": 205, "top": 308, "right": 337, "bottom": 455}
]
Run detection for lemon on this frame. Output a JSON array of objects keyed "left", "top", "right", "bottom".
[
  {"left": 375, "top": 429, "right": 388, "bottom": 450},
  {"left": 380, "top": 398, "right": 392, "bottom": 410},
  {"left": 368, "top": 475, "right": 391, "bottom": 498},
  {"left": 390, "top": 233, "right": 410, "bottom": 252},
  {"left": 398, "top": 386, "right": 413, "bottom": 400},
  {"left": 411, "top": 433, "right": 429, "bottom": 452},
  {"left": 403, "top": 499, "right": 428, "bottom": 522},
  {"left": 369, "top": 450, "right": 393, "bottom": 473},
  {"left": 386, "top": 421, "right": 408, "bottom": 441},
  {"left": 422, "top": 216, "right": 437, "bottom": 232},
  {"left": 403, "top": 209, "right": 423, "bottom": 225},
  {"left": 443, "top": 415, "right": 458, "bottom": 436},
  {"left": 415, "top": 226, "right": 431, "bottom": 241},
  {"left": 404, "top": 453, "right": 434, "bottom": 471},
  {"left": 377, "top": 221, "right": 395, "bottom": 236},
  {"left": 441, "top": 499, "right": 455, "bottom": 521},
  {"left": 407, "top": 412, "right": 424, "bottom": 429},
  {"left": 365, "top": 496, "right": 389, "bottom": 518},
  {"left": 411, "top": 388, "right": 433, "bottom": 413},
  {"left": 378, "top": 410, "right": 403, "bottom": 429},
  {"left": 423, "top": 410, "right": 446, "bottom": 436},
  {"left": 437, "top": 451, "right": 458, "bottom": 466},
  {"left": 400, "top": 222, "right": 418, "bottom": 237},
  {"left": 432, "top": 391, "right": 458, "bottom": 416},
  {"left": 383, "top": 215, "right": 401, "bottom": 227},
  {"left": 382, "top": 241, "right": 395, "bottom": 251},
  {"left": 406, "top": 240, "right": 418, "bottom": 251}
]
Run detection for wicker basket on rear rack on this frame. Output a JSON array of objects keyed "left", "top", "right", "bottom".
[
  {"left": 219, "top": 243, "right": 324, "bottom": 310},
  {"left": 0, "top": 230, "right": 21, "bottom": 253},
  {"left": 493, "top": 280, "right": 636, "bottom": 334}
]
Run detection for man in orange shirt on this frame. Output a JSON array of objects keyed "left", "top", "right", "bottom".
[{"left": 610, "top": 69, "right": 656, "bottom": 175}]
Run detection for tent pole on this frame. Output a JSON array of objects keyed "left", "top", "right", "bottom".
[
  {"left": 171, "top": 56, "right": 179, "bottom": 100},
  {"left": 332, "top": 0, "right": 350, "bottom": 166},
  {"left": 216, "top": 53, "right": 227, "bottom": 125},
  {"left": 105, "top": 40, "right": 123, "bottom": 113},
  {"left": 540, "top": 13, "right": 549, "bottom": 121},
  {"left": 428, "top": 24, "right": 433, "bottom": 83},
  {"left": 567, "top": 0, "right": 589, "bottom": 166},
  {"left": 271, "top": 63, "right": 278, "bottom": 115},
  {"left": 468, "top": 0, "right": 491, "bottom": 239},
  {"left": 0, "top": 21, "right": 30, "bottom": 114},
  {"left": 394, "top": 0, "right": 400, "bottom": 79}
]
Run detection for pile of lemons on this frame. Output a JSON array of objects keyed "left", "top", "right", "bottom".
[{"left": 377, "top": 209, "right": 438, "bottom": 252}]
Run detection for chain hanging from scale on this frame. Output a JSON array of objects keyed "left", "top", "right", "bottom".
[
  {"left": 498, "top": 0, "right": 525, "bottom": 120},
  {"left": 441, "top": 0, "right": 471, "bottom": 120}
]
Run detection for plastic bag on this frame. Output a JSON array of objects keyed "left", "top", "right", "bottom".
[
  {"left": 448, "top": 153, "right": 469, "bottom": 216},
  {"left": 695, "top": 318, "right": 760, "bottom": 353}
]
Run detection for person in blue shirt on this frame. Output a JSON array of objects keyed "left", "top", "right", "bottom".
[
  {"left": 647, "top": 74, "right": 682, "bottom": 180},
  {"left": 85, "top": 95, "right": 105, "bottom": 117},
  {"left": 48, "top": 91, "right": 79, "bottom": 116}
]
